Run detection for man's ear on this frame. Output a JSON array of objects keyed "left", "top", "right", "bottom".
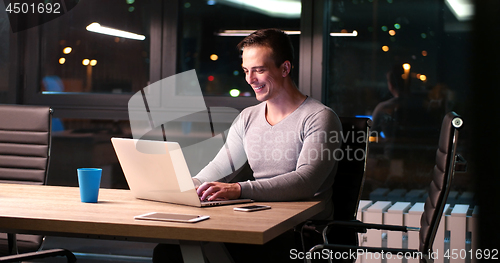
[{"left": 281, "top": 61, "right": 291, "bottom": 77}]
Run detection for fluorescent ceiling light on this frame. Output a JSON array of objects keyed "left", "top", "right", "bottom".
[
  {"left": 86, "top": 22, "right": 146, "bottom": 41},
  {"left": 217, "top": 30, "right": 357, "bottom": 37},
  {"left": 445, "top": 0, "right": 474, "bottom": 21},
  {"left": 330, "top": 30, "right": 358, "bottom": 37},
  {"left": 217, "top": 30, "right": 300, "bottom": 37},
  {"left": 219, "top": 0, "right": 301, "bottom": 19}
]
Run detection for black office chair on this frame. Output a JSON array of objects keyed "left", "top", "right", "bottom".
[
  {"left": 307, "top": 111, "right": 466, "bottom": 263},
  {"left": 0, "top": 105, "right": 76, "bottom": 262},
  {"left": 296, "top": 117, "right": 372, "bottom": 261}
]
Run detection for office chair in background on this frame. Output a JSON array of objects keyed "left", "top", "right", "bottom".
[
  {"left": 306, "top": 111, "right": 466, "bottom": 263},
  {"left": 296, "top": 116, "right": 372, "bottom": 261},
  {"left": 0, "top": 105, "right": 76, "bottom": 262}
]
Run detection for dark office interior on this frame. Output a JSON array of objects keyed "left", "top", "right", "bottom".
[{"left": 1, "top": 0, "right": 498, "bottom": 261}]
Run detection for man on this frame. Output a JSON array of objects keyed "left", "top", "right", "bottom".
[
  {"left": 194, "top": 28, "right": 341, "bottom": 220},
  {"left": 371, "top": 66, "right": 406, "bottom": 159},
  {"left": 154, "top": 28, "right": 341, "bottom": 262},
  {"left": 371, "top": 65, "right": 436, "bottom": 189}
]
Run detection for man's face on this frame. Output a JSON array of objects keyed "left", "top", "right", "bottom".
[{"left": 241, "top": 45, "right": 285, "bottom": 102}]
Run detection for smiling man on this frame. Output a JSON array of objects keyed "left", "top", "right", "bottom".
[
  {"left": 194, "top": 29, "right": 342, "bottom": 220},
  {"left": 154, "top": 28, "right": 342, "bottom": 263}
]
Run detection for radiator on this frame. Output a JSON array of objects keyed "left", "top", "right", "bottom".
[{"left": 354, "top": 200, "right": 480, "bottom": 263}]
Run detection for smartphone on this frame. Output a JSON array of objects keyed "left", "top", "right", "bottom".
[
  {"left": 233, "top": 205, "right": 271, "bottom": 212},
  {"left": 134, "top": 212, "right": 210, "bottom": 223}
]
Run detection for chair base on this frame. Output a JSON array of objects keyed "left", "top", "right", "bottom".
[{"left": 0, "top": 248, "right": 76, "bottom": 263}]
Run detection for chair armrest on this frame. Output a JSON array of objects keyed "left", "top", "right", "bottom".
[
  {"left": 325, "top": 220, "right": 418, "bottom": 232},
  {"left": 301, "top": 219, "right": 370, "bottom": 233},
  {"left": 0, "top": 248, "right": 76, "bottom": 263},
  {"left": 322, "top": 220, "right": 419, "bottom": 244}
]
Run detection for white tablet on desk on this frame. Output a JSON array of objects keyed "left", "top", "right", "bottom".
[{"left": 135, "top": 212, "right": 210, "bottom": 223}]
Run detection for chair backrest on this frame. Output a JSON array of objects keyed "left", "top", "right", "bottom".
[
  {"left": 0, "top": 105, "right": 53, "bottom": 185},
  {"left": 331, "top": 117, "right": 372, "bottom": 221},
  {"left": 419, "top": 111, "right": 463, "bottom": 253}
]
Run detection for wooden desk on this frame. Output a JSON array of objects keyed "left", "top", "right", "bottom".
[{"left": 0, "top": 183, "right": 324, "bottom": 262}]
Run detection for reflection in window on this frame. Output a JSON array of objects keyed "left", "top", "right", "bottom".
[
  {"left": 39, "top": 0, "right": 151, "bottom": 94},
  {"left": 48, "top": 119, "right": 132, "bottom": 189},
  {"left": 325, "top": 0, "right": 473, "bottom": 203},
  {"left": 178, "top": 0, "right": 301, "bottom": 97}
]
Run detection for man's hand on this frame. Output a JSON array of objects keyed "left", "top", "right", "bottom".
[{"left": 196, "top": 182, "right": 241, "bottom": 201}]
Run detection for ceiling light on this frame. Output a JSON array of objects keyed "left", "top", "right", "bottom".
[
  {"left": 445, "top": 0, "right": 474, "bottom": 21},
  {"left": 86, "top": 22, "right": 145, "bottom": 41},
  {"left": 217, "top": 29, "right": 357, "bottom": 37},
  {"left": 217, "top": 30, "right": 300, "bottom": 37},
  {"left": 330, "top": 30, "right": 358, "bottom": 37},
  {"left": 218, "top": 0, "right": 301, "bottom": 19}
]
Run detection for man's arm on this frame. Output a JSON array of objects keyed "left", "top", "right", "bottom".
[{"left": 193, "top": 113, "right": 248, "bottom": 186}]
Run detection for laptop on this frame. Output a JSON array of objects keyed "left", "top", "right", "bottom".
[{"left": 111, "top": 137, "right": 252, "bottom": 207}]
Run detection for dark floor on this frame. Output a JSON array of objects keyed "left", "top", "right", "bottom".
[{"left": 25, "top": 236, "right": 156, "bottom": 262}]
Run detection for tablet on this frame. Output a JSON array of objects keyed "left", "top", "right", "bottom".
[
  {"left": 233, "top": 205, "right": 271, "bottom": 212},
  {"left": 134, "top": 212, "right": 210, "bottom": 223}
]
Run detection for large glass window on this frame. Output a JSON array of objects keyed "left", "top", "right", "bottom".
[
  {"left": 325, "top": 0, "right": 473, "bottom": 203},
  {"left": 38, "top": 0, "right": 151, "bottom": 95},
  {"left": 178, "top": 0, "right": 301, "bottom": 97},
  {"left": 48, "top": 118, "right": 131, "bottom": 189}
]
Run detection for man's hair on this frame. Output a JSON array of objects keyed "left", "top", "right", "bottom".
[
  {"left": 387, "top": 64, "right": 406, "bottom": 92},
  {"left": 237, "top": 28, "right": 294, "bottom": 69}
]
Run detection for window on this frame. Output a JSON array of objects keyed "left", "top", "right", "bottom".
[
  {"left": 17, "top": 0, "right": 159, "bottom": 186},
  {"left": 38, "top": 0, "right": 151, "bottom": 95},
  {"left": 325, "top": 0, "right": 473, "bottom": 203},
  {"left": 48, "top": 118, "right": 131, "bottom": 189},
  {"left": 178, "top": 0, "right": 301, "bottom": 97},
  {"left": 22, "top": 0, "right": 162, "bottom": 111}
]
